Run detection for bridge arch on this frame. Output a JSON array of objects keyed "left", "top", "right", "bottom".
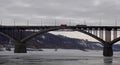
[
  {"left": 111, "top": 37, "right": 120, "bottom": 44},
  {"left": 0, "top": 32, "right": 27, "bottom": 53},
  {"left": 0, "top": 32, "right": 21, "bottom": 43},
  {"left": 21, "top": 27, "right": 105, "bottom": 44},
  {"left": 21, "top": 27, "right": 61, "bottom": 42}
]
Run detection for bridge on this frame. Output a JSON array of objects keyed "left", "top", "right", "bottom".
[{"left": 0, "top": 25, "right": 120, "bottom": 57}]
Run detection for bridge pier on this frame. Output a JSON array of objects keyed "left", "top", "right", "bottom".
[
  {"left": 103, "top": 29, "right": 113, "bottom": 57},
  {"left": 99, "top": 28, "right": 103, "bottom": 39},
  {"left": 113, "top": 28, "right": 117, "bottom": 39},
  {"left": 14, "top": 42, "right": 27, "bottom": 53},
  {"left": 103, "top": 43, "right": 113, "bottom": 57}
]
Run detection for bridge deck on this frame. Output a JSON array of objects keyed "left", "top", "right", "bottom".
[{"left": 0, "top": 26, "right": 120, "bottom": 30}]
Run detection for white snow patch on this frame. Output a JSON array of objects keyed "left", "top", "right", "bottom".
[{"left": 41, "top": 35, "right": 46, "bottom": 39}]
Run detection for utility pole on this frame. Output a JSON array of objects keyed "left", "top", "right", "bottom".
[
  {"left": 14, "top": 19, "right": 15, "bottom": 26},
  {"left": 55, "top": 19, "right": 56, "bottom": 26},
  {"left": 1, "top": 19, "right": 2, "bottom": 26},
  {"left": 27, "top": 20, "right": 29, "bottom": 26},
  {"left": 99, "top": 19, "right": 102, "bottom": 26},
  {"left": 69, "top": 19, "right": 71, "bottom": 26},
  {"left": 115, "top": 19, "right": 117, "bottom": 26},
  {"left": 41, "top": 18, "right": 42, "bottom": 26},
  {"left": 84, "top": 20, "right": 86, "bottom": 25}
]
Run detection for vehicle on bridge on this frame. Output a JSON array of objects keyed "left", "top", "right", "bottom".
[
  {"left": 76, "top": 24, "right": 87, "bottom": 27},
  {"left": 60, "top": 24, "right": 67, "bottom": 27}
]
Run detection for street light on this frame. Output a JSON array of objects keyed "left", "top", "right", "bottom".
[
  {"left": 13, "top": 19, "right": 15, "bottom": 26},
  {"left": 27, "top": 20, "right": 29, "bottom": 26},
  {"left": 1, "top": 19, "right": 2, "bottom": 26},
  {"left": 115, "top": 19, "right": 117, "bottom": 26},
  {"left": 55, "top": 19, "right": 56, "bottom": 26}
]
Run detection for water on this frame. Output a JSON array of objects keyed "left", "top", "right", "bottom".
[{"left": 0, "top": 49, "right": 120, "bottom": 65}]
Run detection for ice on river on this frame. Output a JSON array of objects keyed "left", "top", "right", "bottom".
[{"left": 0, "top": 49, "right": 120, "bottom": 65}]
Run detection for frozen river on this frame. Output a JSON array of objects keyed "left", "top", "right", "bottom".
[{"left": 0, "top": 49, "right": 120, "bottom": 65}]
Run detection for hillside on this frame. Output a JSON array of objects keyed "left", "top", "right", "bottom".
[{"left": 0, "top": 31, "right": 120, "bottom": 51}]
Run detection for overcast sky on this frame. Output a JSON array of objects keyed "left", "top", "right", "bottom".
[{"left": 0, "top": 0, "right": 120, "bottom": 26}]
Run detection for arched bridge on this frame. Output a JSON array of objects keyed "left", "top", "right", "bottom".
[{"left": 0, "top": 25, "right": 120, "bottom": 57}]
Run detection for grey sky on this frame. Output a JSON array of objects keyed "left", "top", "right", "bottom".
[{"left": 0, "top": 0, "right": 120, "bottom": 26}]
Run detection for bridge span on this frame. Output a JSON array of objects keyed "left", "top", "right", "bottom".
[{"left": 0, "top": 25, "right": 120, "bottom": 57}]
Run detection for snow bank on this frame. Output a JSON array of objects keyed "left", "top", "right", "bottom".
[{"left": 0, "top": 49, "right": 119, "bottom": 57}]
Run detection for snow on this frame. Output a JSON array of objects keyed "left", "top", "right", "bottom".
[
  {"left": 0, "top": 49, "right": 119, "bottom": 57},
  {"left": 0, "top": 49, "right": 120, "bottom": 65},
  {"left": 49, "top": 31, "right": 98, "bottom": 42},
  {"left": 41, "top": 35, "right": 46, "bottom": 39}
]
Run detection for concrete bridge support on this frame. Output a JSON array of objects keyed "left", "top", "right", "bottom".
[
  {"left": 94, "top": 30, "right": 98, "bottom": 36},
  {"left": 87, "top": 28, "right": 92, "bottom": 34},
  {"left": 103, "top": 43, "right": 113, "bottom": 57},
  {"left": 14, "top": 42, "right": 27, "bottom": 53},
  {"left": 113, "top": 29, "right": 117, "bottom": 39},
  {"left": 89, "top": 30, "right": 92, "bottom": 34},
  {"left": 103, "top": 29, "right": 113, "bottom": 57},
  {"left": 92, "top": 28, "right": 98, "bottom": 36},
  {"left": 99, "top": 29, "right": 103, "bottom": 39},
  {"left": 87, "top": 28, "right": 89, "bottom": 32}
]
